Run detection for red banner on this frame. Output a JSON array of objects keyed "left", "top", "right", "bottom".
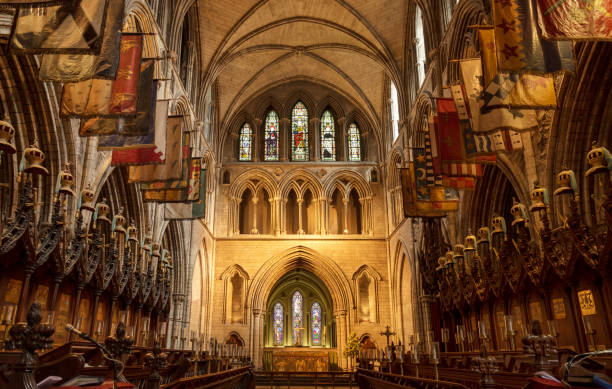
[
  {"left": 436, "top": 98, "right": 463, "bottom": 163},
  {"left": 109, "top": 34, "right": 143, "bottom": 114},
  {"left": 537, "top": 0, "right": 612, "bottom": 40}
]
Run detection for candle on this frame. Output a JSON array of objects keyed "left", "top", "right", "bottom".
[
  {"left": 45, "top": 311, "right": 55, "bottom": 325},
  {"left": 478, "top": 321, "right": 487, "bottom": 339},
  {"left": 505, "top": 315, "right": 514, "bottom": 333},
  {"left": 6, "top": 306, "right": 13, "bottom": 324},
  {"left": 75, "top": 317, "right": 83, "bottom": 330},
  {"left": 584, "top": 316, "right": 593, "bottom": 334},
  {"left": 96, "top": 321, "right": 103, "bottom": 334}
]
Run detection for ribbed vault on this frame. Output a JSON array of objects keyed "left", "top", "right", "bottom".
[{"left": 197, "top": 0, "right": 411, "bottom": 149}]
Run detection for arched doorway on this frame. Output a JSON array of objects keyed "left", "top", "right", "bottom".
[{"left": 265, "top": 270, "right": 334, "bottom": 348}]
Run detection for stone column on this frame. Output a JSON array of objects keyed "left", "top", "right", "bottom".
[
  {"left": 273, "top": 197, "right": 281, "bottom": 236},
  {"left": 420, "top": 295, "right": 433, "bottom": 344},
  {"left": 254, "top": 309, "right": 265, "bottom": 368},
  {"left": 311, "top": 118, "right": 320, "bottom": 161},
  {"left": 297, "top": 199, "right": 304, "bottom": 234},
  {"left": 280, "top": 117, "right": 290, "bottom": 161},
  {"left": 170, "top": 294, "right": 185, "bottom": 349},
  {"left": 251, "top": 196, "right": 259, "bottom": 234},
  {"left": 319, "top": 198, "right": 328, "bottom": 235},
  {"left": 336, "top": 310, "right": 347, "bottom": 369},
  {"left": 342, "top": 198, "right": 349, "bottom": 234}
]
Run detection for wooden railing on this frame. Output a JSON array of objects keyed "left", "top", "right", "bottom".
[
  {"left": 161, "top": 367, "right": 253, "bottom": 389},
  {"left": 356, "top": 369, "right": 470, "bottom": 389},
  {"left": 255, "top": 370, "right": 355, "bottom": 389}
]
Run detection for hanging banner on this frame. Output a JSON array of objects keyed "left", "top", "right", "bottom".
[
  {"left": 11, "top": 0, "right": 109, "bottom": 54},
  {"left": 62, "top": 38, "right": 145, "bottom": 120},
  {"left": 536, "top": 0, "right": 612, "bottom": 41},
  {"left": 140, "top": 131, "right": 191, "bottom": 190},
  {"left": 459, "top": 58, "right": 539, "bottom": 132},
  {"left": 478, "top": 28, "right": 557, "bottom": 110},
  {"left": 38, "top": 0, "right": 125, "bottom": 82},
  {"left": 143, "top": 158, "right": 202, "bottom": 203},
  {"left": 109, "top": 34, "right": 143, "bottom": 114},
  {"left": 80, "top": 60, "right": 155, "bottom": 136},
  {"left": 128, "top": 116, "right": 184, "bottom": 182},
  {"left": 163, "top": 169, "right": 207, "bottom": 220},
  {"left": 109, "top": 99, "right": 168, "bottom": 166},
  {"left": 492, "top": 0, "right": 574, "bottom": 73}
]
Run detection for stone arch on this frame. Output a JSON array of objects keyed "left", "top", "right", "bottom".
[
  {"left": 279, "top": 169, "right": 323, "bottom": 200},
  {"left": 322, "top": 170, "right": 373, "bottom": 200},
  {"left": 391, "top": 239, "right": 416, "bottom": 344},
  {"left": 248, "top": 246, "right": 353, "bottom": 314},
  {"left": 444, "top": 0, "right": 488, "bottom": 85},
  {"left": 411, "top": 92, "right": 434, "bottom": 148},
  {"left": 283, "top": 90, "right": 317, "bottom": 120},
  {"left": 220, "top": 264, "right": 250, "bottom": 324},
  {"left": 225, "top": 331, "right": 246, "bottom": 346},
  {"left": 315, "top": 95, "right": 346, "bottom": 121},
  {"left": 352, "top": 265, "right": 382, "bottom": 324}
]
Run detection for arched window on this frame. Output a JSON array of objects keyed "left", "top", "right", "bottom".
[
  {"left": 264, "top": 110, "right": 279, "bottom": 161},
  {"left": 348, "top": 123, "right": 361, "bottom": 161},
  {"left": 311, "top": 302, "right": 322, "bottom": 346},
  {"left": 320, "top": 110, "right": 335, "bottom": 161},
  {"left": 239, "top": 123, "right": 252, "bottom": 161},
  {"left": 415, "top": 5, "right": 426, "bottom": 87},
  {"left": 292, "top": 291, "right": 304, "bottom": 345},
  {"left": 273, "top": 302, "right": 284, "bottom": 346},
  {"left": 291, "top": 101, "right": 309, "bottom": 161},
  {"left": 390, "top": 82, "right": 400, "bottom": 141}
]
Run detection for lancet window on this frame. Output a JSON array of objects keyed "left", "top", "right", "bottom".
[
  {"left": 321, "top": 110, "right": 335, "bottom": 161},
  {"left": 291, "top": 102, "right": 309, "bottom": 161}
]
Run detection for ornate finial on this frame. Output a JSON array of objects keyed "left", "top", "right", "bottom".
[
  {"left": 586, "top": 142, "right": 612, "bottom": 177},
  {"left": 510, "top": 198, "right": 528, "bottom": 226},
  {"left": 0, "top": 114, "right": 17, "bottom": 154},
  {"left": 529, "top": 181, "right": 549, "bottom": 212},
  {"left": 522, "top": 320, "right": 557, "bottom": 372},
  {"left": 144, "top": 341, "right": 168, "bottom": 385},
  {"left": 22, "top": 142, "right": 49, "bottom": 175},
  {"left": 472, "top": 343, "right": 498, "bottom": 389},
  {"left": 5, "top": 303, "right": 55, "bottom": 366},
  {"left": 104, "top": 322, "right": 134, "bottom": 382},
  {"left": 554, "top": 168, "right": 577, "bottom": 196},
  {"left": 57, "top": 163, "right": 75, "bottom": 197},
  {"left": 79, "top": 183, "right": 96, "bottom": 212},
  {"left": 94, "top": 198, "right": 111, "bottom": 224}
]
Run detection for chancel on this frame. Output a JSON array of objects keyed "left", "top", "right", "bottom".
[{"left": 0, "top": 1, "right": 611, "bottom": 389}]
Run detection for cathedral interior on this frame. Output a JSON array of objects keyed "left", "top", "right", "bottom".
[{"left": 0, "top": 0, "right": 611, "bottom": 388}]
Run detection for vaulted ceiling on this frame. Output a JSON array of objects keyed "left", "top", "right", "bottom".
[{"left": 196, "top": 0, "right": 410, "bottom": 139}]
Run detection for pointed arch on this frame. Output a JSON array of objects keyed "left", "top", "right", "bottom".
[
  {"left": 220, "top": 264, "right": 250, "bottom": 324},
  {"left": 290, "top": 101, "right": 309, "bottom": 161}
]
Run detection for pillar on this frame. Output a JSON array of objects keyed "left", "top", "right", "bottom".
[
  {"left": 297, "top": 199, "right": 305, "bottom": 234},
  {"left": 273, "top": 197, "right": 281, "bottom": 236},
  {"left": 420, "top": 294, "right": 433, "bottom": 344},
  {"left": 336, "top": 310, "right": 347, "bottom": 369},
  {"left": 251, "top": 196, "right": 259, "bottom": 234},
  {"left": 342, "top": 198, "right": 349, "bottom": 234}
]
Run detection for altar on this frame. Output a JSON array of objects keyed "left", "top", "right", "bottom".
[{"left": 265, "top": 347, "right": 330, "bottom": 372}]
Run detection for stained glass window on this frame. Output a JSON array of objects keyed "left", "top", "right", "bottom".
[
  {"left": 273, "top": 302, "right": 284, "bottom": 346},
  {"left": 348, "top": 123, "right": 361, "bottom": 161},
  {"left": 415, "top": 6, "right": 426, "bottom": 87},
  {"left": 291, "top": 102, "right": 309, "bottom": 161},
  {"left": 292, "top": 291, "right": 303, "bottom": 345},
  {"left": 321, "top": 110, "right": 335, "bottom": 161},
  {"left": 311, "top": 302, "right": 322, "bottom": 345},
  {"left": 239, "top": 123, "right": 252, "bottom": 161},
  {"left": 265, "top": 110, "right": 279, "bottom": 161}
]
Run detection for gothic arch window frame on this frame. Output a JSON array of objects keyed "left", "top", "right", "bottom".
[
  {"left": 264, "top": 109, "right": 280, "bottom": 161},
  {"left": 311, "top": 301, "right": 323, "bottom": 346},
  {"left": 414, "top": 4, "right": 427, "bottom": 89},
  {"left": 352, "top": 265, "right": 382, "bottom": 324},
  {"left": 320, "top": 109, "right": 336, "bottom": 162},
  {"left": 273, "top": 301, "right": 285, "bottom": 346},
  {"left": 292, "top": 290, "right": 304, "bottom": 345},
  {"left": 220, "top": 264, "right": 250, "bottom": 324},
  {"left": 291, "top": 101, "right": 310, "bottom": 161},
  {"left": 347, "top": 122, "right": 362, "bottom": 162},
  {"left": 238, "top": 122, "right": 253, "bottom": 161}
]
